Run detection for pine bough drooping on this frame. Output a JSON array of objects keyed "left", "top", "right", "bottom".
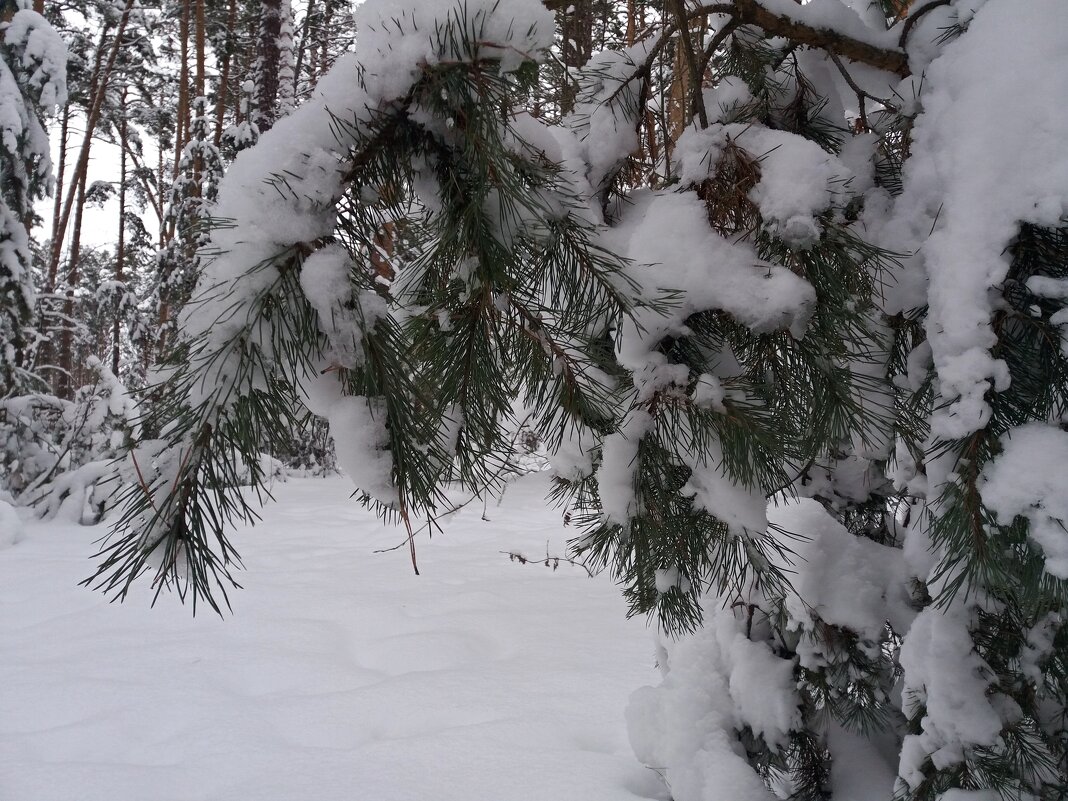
[{"left": 91, "top": 1, "right": 1068, "bottom": 800}]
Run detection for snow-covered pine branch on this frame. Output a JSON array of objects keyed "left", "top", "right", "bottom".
[{"left": 35, "top": 0, "right": 1068, "bottom": 799}]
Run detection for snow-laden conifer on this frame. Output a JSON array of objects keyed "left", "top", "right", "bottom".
[
  {"left": 0, "top": 2, "right": 66, "bottom": 395},
  {"left": 85, "top": 1, "right": 1068, "bottom": 799}
]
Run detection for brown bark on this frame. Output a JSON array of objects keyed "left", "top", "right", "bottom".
[
  {"left": 731, "top": 0, "right": 910, "bottom": 77},
  {"left": 293, "top": 0, "right": 315, "bottom": 97},
  {"left": 47, "top": 105, "right": 69, "bottom": 290},
  {"left": 192, "top": 0, "right": 206, "bottom": 196},
  {"left": 113, "top": 86, "right": 128, "bottom": 377},
  {"left": 48, "top": 1, "right": 135, "bottom": 275},
  {"left": 194, "top": 0, "right": 206, "bottom": 99},
  {"left": 255, "top": 0, "right": 283, "bottom": 133},
  {"left": 669, "top": 0, "right": 707, "bottom": 129},
  {"left": 213, "top": 0, "right": 239, "bottom": 147},
  {"left": 51, "top": 0, "right": 134, "bottom": 396},
  {"left": 174, "top": 0, "right": 190, "bottom": 182},
  {"left": 119, "top": 134, "right": 162, "bottom": 222},
  {"left": 57, "top": 152, "right": 90, "bottom": 397},
  {"left": 315, "top": 0, "right": 335, "bottom": 85},
  {"left": 48, "top": 26, "right": 109, "bottom": 289},
  {"left": 557, "top": 0, "right": 593, "bottom": 114},
  {"left": 157, "top": 113, "right": 166, "bottom": 248}
]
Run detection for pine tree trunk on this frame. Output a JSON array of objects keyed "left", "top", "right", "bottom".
[
  {"left": 192, "top": 0, "right": 206, "bottom": 200},
  {"left": 120, "top": 133, "right": 161, "bottom": 223},
  {"left": 156, "top": 116, "right": 166, "bottom": 248},
  {"left": 293, "top": 0, "right": 316, "bottom": 97},
  {"left": 668, "top": 0, "right": 707, "bottom": 130},
  {"left": 558, "top": 0, "right": 593, "bottom": 114},
  {"left": 174, "top": 0, "right": 190, "bottom": 184},
  {"left": 48, "top": 27, "right": 107, "bottom": 290},
  {"left": 51, "top": 2, "right": 134, "bottom": 397},
  {"left": 255, "top": 0, "right": 283, "bottom": 133},
  {"left": 213, "top": 0, "right": 239, "bottom": 147},
  {"left": 46, "top": 104, "right": 69, "bottom": 292},
  {"left": 48, "top": 0, "right": 134, "bottom": 293},
  {"left": 113, "top": 87, "right": 128, "bottom": 377},
  {"left": 57, "top": 157, "right": 89, "bottom": 398},
  {"left": 315, "top": 0, "right": 335, "bottom": 85},
  {"left": 194, "top": 0, "right": 206, "bottom": 101}
]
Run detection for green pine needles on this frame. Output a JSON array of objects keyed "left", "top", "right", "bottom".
[{"left": 82, "top": 2, "right": 1068, "bottom": 800}]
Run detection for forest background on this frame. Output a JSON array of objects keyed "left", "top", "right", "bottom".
[{"left": 2, "top": 1, "right": 1068, "bottom": 800}]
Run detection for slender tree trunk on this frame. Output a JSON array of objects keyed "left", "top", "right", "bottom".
[
  {"left": 49, "top": 1, "right": 134, "bottom": 285},
  {"left": 558, "top": 0, "right": 593, "bottom": 115},
  {"left": 666, "top": 0, "right": 700, "bottom": 137},
  {"left": 192, "top": 0, "right": 206, "bottom": 194},
  {"left": 51, "top": 0, "right": 134, "bottom": 397},
  {"left": 255, "top": 0, "right": 283, "bottom": 133},
  {"left": 194, "top": 0, "right": 206, "bottom": 99},
  {"left": 315, "top": 0, "right": 334, "bottom": 85},
  {"left": 113, "top": 87, "right": 128, "bottom": 377},
  {"left": 293, "top": 0, "right": 315, "bottom": 97},
  {"left": 48, "top": 26, "right": 109, "bottom": 288},
  {"left": 174, "top": 0, "right": 190, "bottom": 182},
  {"left": 120, "top": 135, "right": 161, "bottom": 222},
  {"left": 47, "top": 105, "right": 69, "bottom": 291},
  {"left": 214, "top": 0, "right": 239, "bottom": 147},
  {"left": 640, "top": 0, "right": 660, "bottom": 185},
  {"left": 157, "top": 112, "right": 166, "bottom": 248},
  {"left": 57, "top": 157, "right": 89, "bottom": 398}
]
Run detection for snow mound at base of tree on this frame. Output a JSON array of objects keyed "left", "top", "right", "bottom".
[{"left": 0, "top": 473, "right": 668, "bottom": 801}]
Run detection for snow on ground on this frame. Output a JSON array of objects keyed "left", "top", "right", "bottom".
[{"left": 0, "top": 473, "right": 667, "bottom": 801}]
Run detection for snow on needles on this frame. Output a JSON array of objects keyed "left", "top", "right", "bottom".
[
  {"left": 172, "top": 0, "right": 556, "bottom": 503},
  {"left": 3, "top": 9, "right": 68, "bottom": 109},
  {"left": 183, "top": 0, "right": 555, "bottom": 400},
  {"left": 893, "top": 0, "right": 1068, "bottom": 440},
  {"left": 898, "top": 606, "right": 1003, "bottom": 791},
  {"left": 980, "top": 423, "right": 1068, "bottom": 579},
  {"left": 627, "top": 608, "right": 795, "bottom": 801},
  {"left": 628, "top": 500, "right": 916, "bottom": 801},
  {"left": 611, "top": 189, "right": 815, "bottom": 378},
  {"left": 675, "top": 122, "right": 855, "bottom": 249},
  {"left": 768, "top": 499, "right": 914, "bottom": 646}
]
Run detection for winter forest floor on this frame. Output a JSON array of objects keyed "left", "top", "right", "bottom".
[{"left": 0, "top": 473, "right": 668, "bottom": 801}]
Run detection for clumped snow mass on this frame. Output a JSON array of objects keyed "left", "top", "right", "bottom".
[
  {"left": 981, "top": 423, "right": 1068, "bottom": 579},
  {"left": 181, "top": 0, "right": 556, "bottom": 409},
  {"left": 888, "top": 0, "right": 1068, "bottom": 440},
  {"left": 675, "top": 122, "right": 855, "bottom": 248},
  {"left": 5, "top": 0, "right": 1068, "bottom": 798}
]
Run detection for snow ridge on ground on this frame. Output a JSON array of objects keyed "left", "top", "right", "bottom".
[{"left": 0, "top": 474, "right": 665, "bottom": 801}]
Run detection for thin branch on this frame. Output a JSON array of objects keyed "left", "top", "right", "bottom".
[
  {"left": 694, "top": 19, "right": 741, "bottom": 118},
  {"left": 826, "top": 50, "right": 899, "bottom": 130},
  {"left": 670, "top": 0, "right": 708, "bottom": 129},
  {"left": 400, "top": 503, "right": 420, "bottom": 575},
  {"left": 500, "top": 541, "right": 597, "bottom": 577},
  {"left": 732, "top": 0, "right": 910, "bottom": 77},
  {"left": 896, "top": 0, "right": 951, "bottom": 50}
]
